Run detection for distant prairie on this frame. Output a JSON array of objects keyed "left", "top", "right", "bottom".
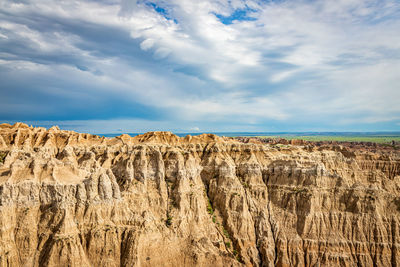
[{"left": 256, "top": 134, "right": 400, "bottom": 144}]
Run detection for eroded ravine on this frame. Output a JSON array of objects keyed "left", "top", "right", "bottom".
[{"left": 0, "top": 123, "right": 400, "bottom": 266}]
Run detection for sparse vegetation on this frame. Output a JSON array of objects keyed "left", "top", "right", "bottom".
[
  {"left": 236, "top": 255, "right": 241, "bottom": 262},
  {"left": 0, "top": 151, "right": 7, "bottom": 164},
  {"left": 207, "top": 199, "right": 214, "bottom": 215},
  {"left": 234, "top": 251, "right": 242, "bottom": 262},
  {"left": 204, "top": 191, "right": 214, "bottom": 215},
  {"left": 166, "top": 215, "right": 173, "bottom": 227},
  {"left": 274, "top": 144, "right": 290, "bottom": 148},
  {"left": 223, "top": 227, "right": 230, "bottom": 239},
  {"left": 221, "top": 227, "right": 241, "bottom": 262}
]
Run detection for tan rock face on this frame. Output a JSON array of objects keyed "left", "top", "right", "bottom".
[{"left": 0, "top": 123, "right": 400, "bottom": 266}]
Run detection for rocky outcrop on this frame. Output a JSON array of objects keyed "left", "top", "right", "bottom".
[{"left": 0, "top": 123, "right": 400, "bottom": 266}]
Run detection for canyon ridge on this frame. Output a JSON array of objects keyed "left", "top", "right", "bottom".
[{"left": 0, "top": 123, "right": 400, "bottom": 266}]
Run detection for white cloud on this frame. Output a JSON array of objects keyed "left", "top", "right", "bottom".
[
  {"left": 0, "top": 0, "right": 399, "bottom": 130},
  {"left": 140, "top": 38, "right": 155, "bottom": 50}
]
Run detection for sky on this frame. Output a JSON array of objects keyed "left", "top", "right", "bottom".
[{"left": 0, "top": 0, "right": 400, "bottom": 134}]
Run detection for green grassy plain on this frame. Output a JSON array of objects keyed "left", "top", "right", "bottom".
[{"left": 257, "top": 135, "right": 400, "bottom": 144}]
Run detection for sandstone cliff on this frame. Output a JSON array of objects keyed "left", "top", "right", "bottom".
[{"left": 0, "top": 123, "right": 400, "bottom": 266}]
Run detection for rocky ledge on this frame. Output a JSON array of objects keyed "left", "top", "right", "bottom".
[{"left": 0, "top": 123, "right": 400, "bottom": 266}]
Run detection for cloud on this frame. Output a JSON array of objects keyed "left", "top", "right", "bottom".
[
  {"left": 0, "top": 0, "right": 399, "bottom": 131},
  {"left": 140, "top": 38, "right": 155, "bottom": 50}
]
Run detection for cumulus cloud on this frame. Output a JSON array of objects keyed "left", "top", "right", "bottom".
[{"left": 0, "top": 0, "right": 399, "bottom": 131}]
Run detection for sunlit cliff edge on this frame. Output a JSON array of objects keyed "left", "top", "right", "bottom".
[{"left": 0, "top": 123, "right": 400, "bottom": 266}]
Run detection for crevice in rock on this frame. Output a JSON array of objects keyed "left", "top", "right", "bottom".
[
  {"left": 391, "top": 217, "right": 397, "bottom": 267},
  {"left": 267, "top": 201, "right": 278, "bottom": 266},
  {"left": 200, "top": 169, "right": 242, "bottom": 263},
  {"left": 303, "top": 239, "right": 307, "bottom": 266},
  {"left": 253, "top": 213, "right": 264, "bottom": 267},
  {"left": 263, "top": 169, "right": 278, "bottom": 266}
]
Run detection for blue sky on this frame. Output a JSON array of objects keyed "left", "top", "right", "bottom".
[{"left": 0, "top": 0, "right": 400, "bottom": 133}]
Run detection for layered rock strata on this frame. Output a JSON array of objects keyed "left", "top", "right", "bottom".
[{"left": 0, "top": 123, "right": 400, "bottom": 266}]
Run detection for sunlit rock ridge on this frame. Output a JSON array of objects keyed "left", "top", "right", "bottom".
[{"left": 0, "top": 123, "right": 400, "bottom": 266}]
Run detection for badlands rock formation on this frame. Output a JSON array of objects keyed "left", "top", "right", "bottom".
[{"left": 0, "top": 123, "right": 400, "bottom": 266}]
